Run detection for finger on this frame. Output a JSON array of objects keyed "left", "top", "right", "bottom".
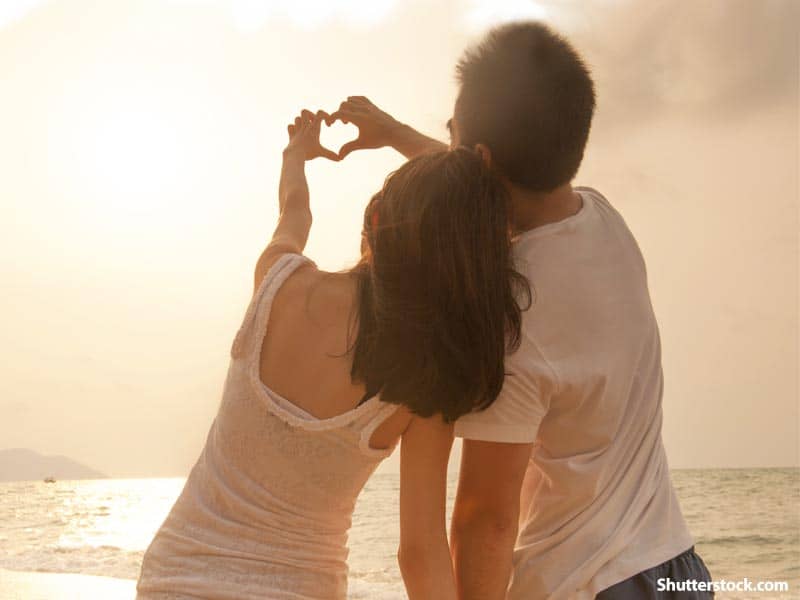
[
  {"left": 347, "top": 96, "right": 369, "bottom": 104},
  {"left": 301, "top": 109, "right": 314, "bottom": 123},
  {"left": 330, "top": 108, "right": 363, "bottom": 125},
  {"left": 338, "top": 101, "right": 367, "bottom": 114},
  {"left": 318, "top": 147, "right": 341, "bottom": 162},
  {"left": 295, "top": 116, "right": 309, "bottom": 134},
  {"left": 341, "top": 101, "right": 368, "bottom": 114},
  {"left": 338, "top": 139, "right": 362, "bottom": 160},
  {"left": 314, "top": 110, "right": 329, "bottom": 129},
  {"left": 328, "top": 110, "right": 349, "bottom": 125},
  {"left": 287, "top": 124, "right": 295, "bottom": 136},
  {"left": 316, "top": 110, "right": 333, "bottom": 128}
]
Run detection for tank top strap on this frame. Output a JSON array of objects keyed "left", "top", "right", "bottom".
[
  {"left": 230, "top": 253, "right": 315, "bottom": 359},
  {"left": 354, "top": 400, "right": 400, "bottom": 459},
  {"left": 231, "top": 252, "right": 401, "bottom": 458}
]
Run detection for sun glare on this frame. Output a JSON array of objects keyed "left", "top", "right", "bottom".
[
  {"left": 167, "top": 0, "right": 398, "bottom": 32},
  {"left": 79, "top": 102, "right": 188, "bottom": 217},
  {"left": 464, "top": 0, "right": 549, "bottom": 30},
  {"left": 44, "top": 64, "right": 229, "bottom": 239}
]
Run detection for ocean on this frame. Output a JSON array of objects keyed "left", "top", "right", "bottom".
[{"left": 1, "top": 468, "right": 798, "bottom": 599}]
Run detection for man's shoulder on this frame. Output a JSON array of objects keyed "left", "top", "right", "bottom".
[
  {"left": 575, "top": 185, "right": 614, "bottom": 210},
  {"left": 511, "top": 185, "right": 614, "bottom": 263},
  {"left": 574, "top": 185, "right": 603, "bottom": 196},
  {"left": 581, "top": 186, "right": 636, "bottom": 226}
]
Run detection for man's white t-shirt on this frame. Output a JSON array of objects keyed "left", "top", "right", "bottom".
[{"left": 455, "top": 187, "right": 694, "bottom": 600}]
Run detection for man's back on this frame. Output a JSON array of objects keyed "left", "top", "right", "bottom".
[{"left": 455, "top": 187, "right": 694, "bottom": 599}]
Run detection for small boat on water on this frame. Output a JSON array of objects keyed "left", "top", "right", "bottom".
[{"left": 44, "top": 476, "right": 56, "bottom": 483}]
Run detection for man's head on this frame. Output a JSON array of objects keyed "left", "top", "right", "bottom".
[{"left": 450, "top": 22, "right": 596, "bottom": 193}]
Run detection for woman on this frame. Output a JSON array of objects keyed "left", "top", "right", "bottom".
[{"left": 136, "top": 109, "right": 529, "bottom": 600}]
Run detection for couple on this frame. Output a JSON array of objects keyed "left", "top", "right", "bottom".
[{"left": 137, "top": 22, "right": 714, "bottom": 600}]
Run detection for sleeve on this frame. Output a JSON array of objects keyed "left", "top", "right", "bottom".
[{"left": 454, "top": 337, "right": 555, "bottom": 443}]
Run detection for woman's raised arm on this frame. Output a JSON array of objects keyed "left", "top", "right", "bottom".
[{"left": 253, "top": 109, "right": 339, "bottom": 293}]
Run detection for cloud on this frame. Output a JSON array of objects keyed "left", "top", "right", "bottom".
[
  {"left": 558, "top": 0, "right": 799, "bottom": 121},
  {"left": 463, "top": 0, "right": 549, "bottom": 31},
  {"left": 168, "top": 0, "right": 398, "bottom": 31},
  {"left": 0, "top": 0, "right": 399, "bottom": 35},
  {"left": 0, "top": 0, "right": 48, "bottom": 30}
]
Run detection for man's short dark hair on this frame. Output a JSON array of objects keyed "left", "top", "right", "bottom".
[{"left": 456, "top": 22, "right": 596, "bottom": 192}]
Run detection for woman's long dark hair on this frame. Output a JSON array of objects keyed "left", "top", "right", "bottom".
[{"left": 350, "top": 147, "right": 530, "bottom": 423}]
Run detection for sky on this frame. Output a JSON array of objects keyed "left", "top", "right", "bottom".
[{"left": 1, "top": 0, "right": 797, "bottom": 477}]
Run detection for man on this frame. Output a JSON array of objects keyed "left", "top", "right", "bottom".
[{"left": 330, "top": 22, "right": 714, "bottom": 600}]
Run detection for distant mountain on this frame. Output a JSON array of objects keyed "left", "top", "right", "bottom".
[{"left": 0, "top": 448, "right": 107, "bottom": 482}]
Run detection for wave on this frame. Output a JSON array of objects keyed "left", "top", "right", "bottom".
[
  {"left": 348, "top": 578, "right": 407, "bottom": 599},
  {"left": 0, "top": 564, "right": 408, "bottom": 600},
  {"left": 699, "top": 534, "right": 788, "bottom": 546},
  {"left": 0, "top": 545, "right": 143, "bottom": 580},
  {"left": 2, "top": 546, "right": 410, "bottom": 598}
]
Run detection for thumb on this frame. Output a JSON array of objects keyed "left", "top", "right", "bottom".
[
  {"left": 319, "top": 147, "right": 341, "bottom": 162},
  {"left": 338, "top": 139, "right": 362, "bottom": 160}
]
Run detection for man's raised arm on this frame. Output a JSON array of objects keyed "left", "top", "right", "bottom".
[
  {"left": 450, "top": 440, "right": 533, "bottom": 600},
  {"left": 327, "top": 96, "right": 447, "bottom": 160}
]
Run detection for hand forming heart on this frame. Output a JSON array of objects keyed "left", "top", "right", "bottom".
[
  {"left": 318, "top": 119, "right": 360, "bottom": 162},
  {"left": 325, "top": 96, "right": 405, "bottom": 160},
  {"left": 285, "top": 109, "right": 340, "bottom": 162},
  {"left": 286, "top": 98, "right": 404, "bottom": 162}
]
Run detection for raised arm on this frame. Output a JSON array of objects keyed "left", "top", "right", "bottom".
[
  {"left": 253, "top": 109, "right": 338, "bottom": 293},
  {"left": 450, "top": 440, "right": 533, "bottom": 600},
  {"left": 398, "top": 414, "right": 457, "bottom": 600},
  {"left": 328, "top": 96, "right": 448, "bottom": 160}
]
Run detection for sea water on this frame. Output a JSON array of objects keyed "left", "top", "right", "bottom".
[{"left": 1, "top": 469, "right": 797, "bottom": 599}]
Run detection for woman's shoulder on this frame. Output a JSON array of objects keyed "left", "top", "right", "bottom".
[
  {"left": 262, "top": 259, "right": 358, "bottom": 333},
  {"left": 253, "top": 248, "right": 317, "bottom": 299}
]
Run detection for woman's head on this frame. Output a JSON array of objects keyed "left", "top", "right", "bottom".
[{"left": 351, "top": 148, "right": 530, "bottom": 422}]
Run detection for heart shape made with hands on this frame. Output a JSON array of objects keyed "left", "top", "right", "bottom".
[{"left": 319, "top": 118, "right": 359, "bottom": 161}]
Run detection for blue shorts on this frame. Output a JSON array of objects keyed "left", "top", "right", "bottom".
[{"left": 596, "top": 546, "right": 715, "bottom": 599}]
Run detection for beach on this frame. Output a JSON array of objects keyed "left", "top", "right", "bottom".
[
  {"left": 1, "top": 469, "right": 797, "bottom": 599},
  {"left": 0, "top": 569, "right": 135, "bottom": 600}
]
